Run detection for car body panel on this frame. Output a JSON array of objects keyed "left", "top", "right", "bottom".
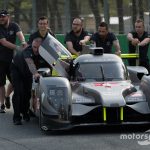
[{"left": 32, "top": 33, "right": 150, "bottom": 131}]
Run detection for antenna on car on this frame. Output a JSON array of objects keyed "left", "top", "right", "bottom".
[{"left": 89, "top": 47, "right": 104, "bottom": 55}]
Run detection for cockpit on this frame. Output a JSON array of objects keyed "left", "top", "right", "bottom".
[{"left": 73, "top": 61, "right": 128, "bottom": 82}]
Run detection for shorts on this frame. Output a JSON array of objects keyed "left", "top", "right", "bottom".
[{"left": 0, "top": 61, "right": 11, "bottom": 86}]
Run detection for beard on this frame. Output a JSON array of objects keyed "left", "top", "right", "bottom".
[
  {"left": 73, "top": 28, "right": 82, "bottom": 34},
  {"left": 0, "top": 19, "right": 9, "bottom": 27},
  {"left": 34, "top": 51, "right": 39, "bottom": 55}
]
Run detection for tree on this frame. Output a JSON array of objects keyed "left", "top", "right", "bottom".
[
  {"left": 131, "top": 0, "right": 137, "bottom": 29},
  {"left": 116, "top": 0, "right": 124, "bottom": 34},
  {"left": 13, "top": 0, "right": 21, "bottom": 23},
  {"left": 47, "top": 0, "right": 63, "bottom": 33},
  {"left": 88, "top": 0, "right": 101, "bottom": 30},
  {"left": 9, "top": 0, "right": 22, "bottom": 23},
  {"left": 70, "top": 0, "right": 80, "bottom": 21},
  {"left": 138, "top": 0, "right": 144, "bottom": 20},
  {"left": 36, "top": 0, "right": 48, "bottom": 19}
]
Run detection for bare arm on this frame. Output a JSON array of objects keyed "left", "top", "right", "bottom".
[
  {"left": 113, "top": 40, "right": 121, "bottom": 56},
  {"left": 66, "top": 41, "right": 80, "bottom": 56},
  {"left": 79, "top": 35, "right": 90, "bottom": 45},
  {"left": 127, "top": 33, "right": 134, "bottom": 41},
  {"left": 25, "top": 58, "right": 40, "bottom": 80},
  {"left": 138, "top": 38, "right": 150, "bottom": 46},
  {"left": 0, "top": 38, "right": 17, "bottom": 50},
  {"left": 25, "top": 58, "right": 38, "bottom": 75},
  {"left": 16, "top": 31, "right": 27, "bottom": 48},
  {"left": 127, "top": 33, "right": 140, "bottom": 46},
  {"left": 0, "top": 31, "right": 27, "bottom": 50}
]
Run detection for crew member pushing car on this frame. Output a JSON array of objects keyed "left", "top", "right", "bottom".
[
  {"left": 11, "top": 38, "right": 50, "bottom": 125},
  {"left": 91, "top": 22, "right": 121, "bottom": 56}
]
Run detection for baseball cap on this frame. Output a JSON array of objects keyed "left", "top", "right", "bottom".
[{"left": 0, "top": 10, "right": 9, "bottom": 16}]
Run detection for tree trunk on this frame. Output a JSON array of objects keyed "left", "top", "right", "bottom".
[
  {"left": 47, "top": 0, "right": 62, "bottom": 33},
  {"left": 52, "top": 0, "right": 63, "bottom": 33},
  {"left": 132, "top": 0, "right": 137, "bottom": 29},
  {"left": 116, "top": 0, "right": 124, "bottom": 34},
  {"left": 70, "top": 0, "right": 80, "bottom": 22},
  {"left": 88, "top": 0, "right": 101, "bottom": 30},
  {"left": 13, "top": 0, "right": 21, "bottom": 23},
  {"left": 47, "top": 2, "right": 55, "bottom": 32},
  {"left": 138, "top": 0, "right": 144, "bottom": 20},
  {"left": 36, "top": 0, "right": 48, "bottom": 19}
]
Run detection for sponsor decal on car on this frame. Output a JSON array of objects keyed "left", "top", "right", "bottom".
[{"left": 93, "top": 82, "right": 118, "bottom": 87}]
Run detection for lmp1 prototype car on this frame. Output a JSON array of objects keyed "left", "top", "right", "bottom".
[{"left": 32, "top": 33, "right": 150, "bottom": 131}]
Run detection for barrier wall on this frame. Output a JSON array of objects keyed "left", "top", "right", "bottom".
[{"left": 17, "top": 34, "right": 150, "bottom": 61}]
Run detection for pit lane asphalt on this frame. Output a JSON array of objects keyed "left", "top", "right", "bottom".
[{"left": 0, "top": 83, "right": 150, "bottom": 150}]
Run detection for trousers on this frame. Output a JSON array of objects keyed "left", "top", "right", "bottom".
[{"left": 11, "top": 64, "right": 32, "bottom": 121}]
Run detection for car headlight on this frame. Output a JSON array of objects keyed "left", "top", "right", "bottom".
[
  {"left": 47, "top": 87, "right": 67, "bottom": 111},
  {"left": 125, "top": 91, "right": 146, "bottom": 103}
]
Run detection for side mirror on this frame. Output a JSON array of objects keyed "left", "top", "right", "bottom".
[{"left": 37, "top": 68, "right": 51, "bottom": 77}]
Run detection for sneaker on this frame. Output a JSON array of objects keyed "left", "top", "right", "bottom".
[
  {"left": 23, "top": 113, "right": 30, "bottom": 122},
  {"left": 5, "top": 97, "right": 11, "bottom": 109},
  {"left": 29, "top": 109, "right": 36, "bottom": 117},
  {"left": 13, "top": 115, "right": 22, "bottom": 125},
  {"left": 0, "top": 104, "right": 6, "bottom": 113},
  {"left": 13, "top": 119, "right": 22, "bottom": 125}
]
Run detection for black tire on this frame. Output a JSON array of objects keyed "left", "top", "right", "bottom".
[{"left": 39, "top": 99, "right": 42, "bottom": 130}]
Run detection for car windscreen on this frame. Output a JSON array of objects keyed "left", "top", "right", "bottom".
[{"left": 75, "top": 62, "right": 127, "bottom": 81}]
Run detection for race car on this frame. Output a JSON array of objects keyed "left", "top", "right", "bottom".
[{"left": 31, "top": 33, "right": 150, "bottom": 131}]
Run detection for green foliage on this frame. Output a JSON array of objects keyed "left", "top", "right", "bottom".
[
  {"left": 21, "top": 0, "right": 32, "bottom": 9},
  {"left": 0, "top": 0, "right": 149, "bottom": 34}
]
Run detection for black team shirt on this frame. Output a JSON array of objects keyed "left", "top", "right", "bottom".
[{"left": 0, "top": 22, "right": 21, "bottom": 63}]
